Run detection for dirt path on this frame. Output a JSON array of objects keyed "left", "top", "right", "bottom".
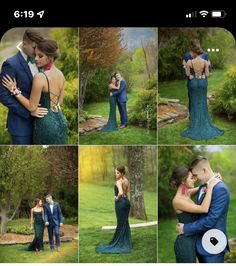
[{"left": 39, "top": 241, "right": 78, "bottom": 263}]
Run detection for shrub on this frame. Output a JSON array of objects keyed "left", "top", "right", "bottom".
[
  {"left": 63, "top": 78, "right": 78, "bottom": 144},
  {"left": 201, "top": 28, "right": 235, "bottom": 70},
  {"left": 7, "top": 225, "right": 32, "bottom": 235},
  {"left": 129, "top": 80, "right": 157, "bottom": 129},
  {"left": 212, "top": 67, "right": 236, "bottom": 118}
]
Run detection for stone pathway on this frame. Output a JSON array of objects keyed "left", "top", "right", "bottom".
[
  {"left": 102, "top": 221, "right": 157, "bottom": 230},
  {"left": 158, "top": 99, "right": 188, "bottom": 128},
  {"left": 229, "top": 238, "right": 236, "bottom": 248},
  {"left": 0, "top": 224, "right": 78, "bottom": 245},
  {"left": 79, "top": 116, "right": 107, "bottom": 135}
]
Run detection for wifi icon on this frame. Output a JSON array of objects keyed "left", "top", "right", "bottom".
[{"left": 199, "top": 10, "right": 209, "bottom": 17}]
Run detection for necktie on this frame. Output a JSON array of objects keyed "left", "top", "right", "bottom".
[{"left": 27, "top": 56, "right": 35, "bottom": 64}]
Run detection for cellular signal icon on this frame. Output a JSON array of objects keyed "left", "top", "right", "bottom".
[
  {"left": 186, "top": 11, "right": 197, "bottom": 18},
  {"left": 199, "top": 10, "right": 209, "bottom": 17}
]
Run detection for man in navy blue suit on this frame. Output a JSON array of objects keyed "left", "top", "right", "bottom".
[
  {"left": 44, "top": 194, "right": 64, "bottom": 251},
  {"left": 0, "top": 29, "right": 48, "bottom": 144},
  {"left": 176, "top": 156, "right": 230, "bottom": 263},
  {"left": 111, "top": 72, "right": 128, "bottom": 128}
]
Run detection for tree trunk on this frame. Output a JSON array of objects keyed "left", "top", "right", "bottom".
[
  {"left": 128, "top": 146, "right": 147, "bottom": 220},
  {"left": 142, "top": 41, "right": 151, "bottom": 80},
  {"left": 0, "top": 211, "right": 9, "bottom": 234},
  {"left": 79, "top": 70, "right": 91, "bottom": 111}
]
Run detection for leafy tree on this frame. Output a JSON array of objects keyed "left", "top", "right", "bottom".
[
  {"left": 158, "top": 28, "right": 208, "bottom": 81},
  {"left": 0, "top": 147, "right": 48, "bottom": 233},
  {"left": 50, "top": 28, "right": 78, "bottom": 79},
  {"left": 79, "top": 28, "right": 123, "bottom": 109},
  {"left": 44, "top": 146, "right": 78, "bottom": 218},
  {"left": 201, "top": 28, "right": 235, "bottom": 69},
  {"left": 49, "top": 28, "right": 78, "bottom": 144}
]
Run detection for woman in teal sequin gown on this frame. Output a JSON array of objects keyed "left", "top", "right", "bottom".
[
  {"left": 102, "top": 76, "right": 120, "bottom": 132},
  {"left": 2, "top": 39, "right": 67, "bottom": 144},
  {"left": 181, "top": 46, "right": 223, "bottom": 140},
  {"left": 28, "top": 198, "right": 44, "bottom": 252},
  {"left": 96, "top": 166, "right": 132, "bottom": 254},
  {"left": 170, "top": 167, "right": 220, "bottom": 262}
]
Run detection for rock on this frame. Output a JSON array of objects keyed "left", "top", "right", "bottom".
[
  {"left": 228, "top": 114, "right": 234, "bottom": 121},
  {"left": 0, "top": 224, "right": 78, "bottom": 245},
  {"left": 165, "top": 99, "right": 180, "bottom": 103},
  {"left": 229, "top": 238, "right": 236, "bottom": 248},
  {"left": 79, "top": 116, "right": 107, "bottom": 135},
  {"left": 61, "top": 236, "right": 73, "bottom": 242},
  {"left": 158, "top": 100, "right": 188, "bottom": 128}
]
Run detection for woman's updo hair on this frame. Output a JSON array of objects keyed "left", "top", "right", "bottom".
[
  {"left": 169, "top": 167, "right": 189, "bottom": 189},
  {"left": 192, "top": 45, "right": 204, "bottom": 56},
  {"left": 37, "top": 39, "right": 60, "bottom": 60},
  {"left": 34, "top": 198, "right": 41, "bottom": 206},
  {"left": 116, "top": 165, "right": 126, "bottom": 175}
]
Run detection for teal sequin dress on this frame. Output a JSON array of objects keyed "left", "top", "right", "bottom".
[
  {"left": 102, "top": 89, "right": 117, "bottom": 132},
  {"left": 181, "top": 66, "right": 224, "bottom": 140},
  {"left": 33, "top": 73, "right": 67, "bottom": 144},
  {"left": 28, "top": 211, "right": 44, "bottom": 251},
  {"left": 174, "top": 212, "right": 197, "bottom": 263},
  {"left": 96, "top": 185, "right": 132, "bottom": 253}
]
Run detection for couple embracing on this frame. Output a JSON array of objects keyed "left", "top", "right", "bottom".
[
  {"left": 0, "top": 29, "right": 67, "bottom": 145},
  {"left": 171, "top": 156, "right": 230, "bottom": 263},
  {"left": 28, "top": 194, "right": 64, "bottom": 252},
  {"left": 102, "top": 72, "right": 128, "bottom": 132}
]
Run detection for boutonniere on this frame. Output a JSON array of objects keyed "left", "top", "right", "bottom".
[{"left": 203, "top": 183, "right": 208, "bottom": 193}]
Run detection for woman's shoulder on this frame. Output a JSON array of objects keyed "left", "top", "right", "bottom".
[
  {"left": 33, "top": 72, "right": 47, "bottom": 83},
  {"left": 172, "top": 195, "right": 186, "bottom": 206},
  {"left": 116, "top": 180, "right": 121, "bottom": 185},
  {"left": 53, "top": 68, "right": 65, "bottom": 80}
]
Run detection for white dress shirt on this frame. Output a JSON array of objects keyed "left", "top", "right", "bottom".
[
  {"left": 198, "top": 176, "right": 216, "bottom": 201},
  {"left": 50, "top": 202, "right": 54, "bottom": 214},
  {"left": 20, "top": 51, "right": 39, "bottom": 77}
]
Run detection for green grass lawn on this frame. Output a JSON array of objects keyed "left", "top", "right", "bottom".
[
  {"left": 158, "top": 115, "right": 236, "bottom": 145},
  {"left": 158, "top": 195, "right": 236, "bottom": 263},
  {"left": 80, "top": 126, "right": 157, "bottom": 145},
  {"left": 159, "top": 67, "right": 229, "bottom": 106},
  {"left": 0, "top": 218, "right": 78, "bottom": 262},
  {"left": 80, "top": 91, "right": 157, "bottom": 145},
  {"left": 158, "top": 66, "right": 236, "bottom": 145},
  {"left": 79, "top": 183, "right": 157, "bottom": 263},
  {"left": 0, "top": 241, "right": 78, "bottom": 263}
]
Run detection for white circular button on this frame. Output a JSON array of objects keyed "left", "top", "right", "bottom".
[{"left": 202, "top": 229, "right": 227, "bottom": 254}]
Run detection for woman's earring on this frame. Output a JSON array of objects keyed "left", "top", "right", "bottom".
[{"left": 181, "top": 184, "right": 187, "bottom": 195}]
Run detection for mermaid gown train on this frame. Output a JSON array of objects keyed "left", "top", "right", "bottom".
[
  {"left": 174, "top": 212, "right": 197, "bottom": 263},
  {"left": 28, "top": 211, "right": 44, "bottom": 251},
  {"left": 181, "top": 68, "right": 224, "bottom": 140},
  {"left": 96, "top": 185, "right": 132, "bottom": 253},
  {"left": 102, "top": 92, "right": 117, "bottom": 132}
]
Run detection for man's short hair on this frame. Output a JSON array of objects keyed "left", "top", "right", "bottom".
[
  {"left": 189, "top": 156, "right": 208, "bottom": 170},
  {"left": 23, "top": 29, "right": 44, "bottom": 44}
]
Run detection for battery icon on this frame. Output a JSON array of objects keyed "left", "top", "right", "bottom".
[{"left": 211, "top": 10, "right": 227, "bottom": 18}]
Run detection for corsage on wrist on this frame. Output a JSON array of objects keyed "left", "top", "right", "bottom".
[{"left": 10, "top": 86, "right": 22, "bottom": 97}]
